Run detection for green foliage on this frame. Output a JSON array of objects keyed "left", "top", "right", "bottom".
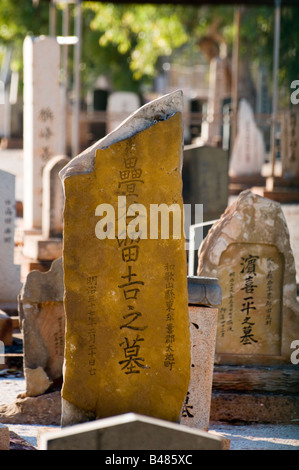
[
  {"left": 0, "top": 0, "right": 49, "bottom": 70},
  {"left": 0, "top": 1, "right": 298, "bottom": 100}
]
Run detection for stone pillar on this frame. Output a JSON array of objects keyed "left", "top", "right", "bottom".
[
  {"left": 180, "top": 277, "right": 221, "bottom": 431},
  {"left": 23, "top": 35, "right": 62, "bottom": 231}
]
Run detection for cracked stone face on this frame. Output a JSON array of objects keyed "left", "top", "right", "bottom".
[{"left": 60, "top": 91, "right": 191, "bottom": 426}]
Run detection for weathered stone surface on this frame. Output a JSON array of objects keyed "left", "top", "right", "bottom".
[
  {"left": 0, "top": 391, "right": 61, "bottom": 425},
  {"left": 180, "top": 306, "right": 218, "bottom": 431},
  {"left": 0, "top": 310, "right": 13, "bottom": 346},
  {"left": 197, "top": 190, "right": 299, "bottom": 365},
  {"left": 0, "top": 423, "right": 10, "bottom": 450},
  {"left": 24, "top": 366, "right": 53, "bottom": 398},
  {"left": 229, "top": 99, "right": 265, "bottom": 176},
  {"left": 18, "top": 257, "right": 65, "bottom": 396},
  {"left": 39, "top": 413, "right": 226, "bottom": 450},
  {"left": 60, "top": 91, "right": 190, "bottom": 426}
]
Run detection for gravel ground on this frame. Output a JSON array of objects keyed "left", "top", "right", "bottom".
[{"left": 1, "top": 377, "right": 299, "bottom": 450}]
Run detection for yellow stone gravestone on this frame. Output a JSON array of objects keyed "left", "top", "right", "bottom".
[{"left": 60, "top": 91, "right": 191, "bottom": 426}]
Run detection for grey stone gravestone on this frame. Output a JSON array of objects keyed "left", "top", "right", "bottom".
[
  {"left": 182, "top": 144, "right": 229, "bottom": 223},
  {"left": 0, "top": 169, "right": 22, "bottom": 308},
  {"left": 39, "top": 412, "right": 226, "bottom": 450},
  {"left": 42, "top": 155, "right": 69, "bottom": 239}
]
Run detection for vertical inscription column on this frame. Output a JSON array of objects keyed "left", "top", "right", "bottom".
[{"left": 23, "top": 36, "right": 62, "bottom": 230}]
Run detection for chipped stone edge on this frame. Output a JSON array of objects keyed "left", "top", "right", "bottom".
[
  {"left": 59, "top": 90, "right": 183, "bottom": 183},
  {"left": 19, "top": 257, "right": 64, "bottom": 305}
]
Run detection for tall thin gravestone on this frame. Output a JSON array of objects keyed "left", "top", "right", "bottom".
[
  {"left": 201, "top": 57, "right": 230, "bottom": 145},
  {"left": 23, "top": 35, "right": 62, "bottom": 231},
  {"left": 60, "top": 91, "right": 191, "bottom": 426},
  {"left": 281, "top": 110, "right": 299, "bottom": 179},
  {"left": 229, "top": 99, "right": 265, "bottom": 177},
  {"left": 0, "top": 169, "right": 21, "bottom": 308}
]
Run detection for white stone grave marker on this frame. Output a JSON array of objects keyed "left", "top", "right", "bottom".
[
  {"left": 0, "top": 169, "right": 21, "bottom": 307},
  {"left": 229, "top": 99, "right": 265, "bottom": 176},
  {"left": 23, "top": 35, "right": 63, "bottom": 231}
]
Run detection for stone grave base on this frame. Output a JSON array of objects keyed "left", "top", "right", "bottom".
[
  {"left": 23, "top": 232, "right": 62, "bottom": 261},
  {"left": 251, "top": 185, "right": 299, "bottom": 203},
  {"left": 211, "top": 364, "right": 299, "bottom": 424},
  {"left": 229, "top": 174, "right": 266, "bottom": 195},
  {"left": 229, "top": 174, "right": 299, "bottom": 203}
]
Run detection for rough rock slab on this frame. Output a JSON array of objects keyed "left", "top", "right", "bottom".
[{"left": 0, "top": 391, "right": 61, "bottom": 425}]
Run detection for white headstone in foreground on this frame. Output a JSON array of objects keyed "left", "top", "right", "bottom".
[
  {"left": 23, "top": 35, "right": 62, "bottom": 230},
  {"left": 0, "top": 170, "right": 22, "bottom": 305},
  {"left": 39, "top": 412, "right": 226, "bottom": 450},
  {"left": 229, "top": 99, "right": 265, "bottom": 176},
  {"left": 42, "top": 155, "right": 70, "bottom": 239}
]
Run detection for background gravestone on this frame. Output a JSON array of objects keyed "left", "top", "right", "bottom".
[
  {"left": 182, "top": 144, "right": 229, "bottom": 223},
  {"left": 180, "top": 277, "right": 221, "bottom": 431},
  {"left": 42, "top": 155, "right": 70, "bottom": 239},
  {"left": 60, "top": 91, "right": 191, "bottom": 426},
  {"left": 229, "top": 99, "right": 265, "bottom": 177},
  {"left": 201, "top": 57, "right": 230, "bottom": 145},
  {"left": 106, "top": 91, "right": 140, "bottom": 134},
  {"left": 197, "top": 190, "right": 299, "bottom": 365},
  {"left": 0, "top": 169, "right": 22, "bottom": 308},
  {"left": 280, "top": 110, "right": 299, "bottom": 179},
  {"left": 23, "top": 35, "right": 62, "bottom": 232},
  {"left": 39, "top": 412, "right": 226, "bottom": 450},
  {"left": 18, "top": 257, "right": 65, "bottom": 397}
]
